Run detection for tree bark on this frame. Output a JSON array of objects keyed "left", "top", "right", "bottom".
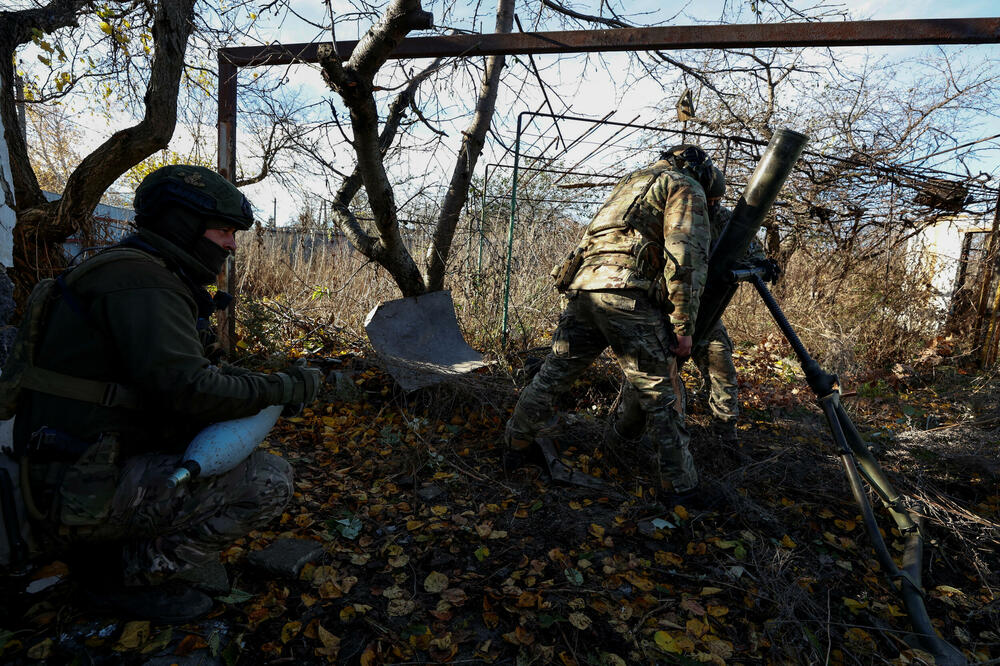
[
  {"left": 424, "top": 0, "right": 514, "bottom": 292},
  {"left": 54, "top": 0, "right": 197, "bottom": 236},
  {"left": 320, "top": 0, "right": 434, "bottom": 297},
  {"left": 1, "top": 0, "right": 197, "bottom": 303}
]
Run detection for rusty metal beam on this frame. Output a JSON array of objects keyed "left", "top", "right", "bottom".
[{"left": 220, "top": 17, "right": 1000, "bottom": 66}]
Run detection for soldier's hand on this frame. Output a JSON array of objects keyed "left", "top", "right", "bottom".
[
  {"left": 758, "top": 258, "right": 782, "bottom": 284},
  {"left": 278, "top": 361, "right": 324, "bottom": 406},
  {"left": 671, "top": 335, "right": 693, "bottom": 358}
]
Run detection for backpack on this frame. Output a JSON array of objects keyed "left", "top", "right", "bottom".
[{"left": 0, "top": 248, "right": 160, "bottom": 419}]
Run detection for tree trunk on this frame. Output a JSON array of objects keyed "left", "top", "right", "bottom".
[
  {"left": 319, "top": 0, "right": 433, "bottom": 297},
  {"left": 1, "top": 0, "right": 197, "bottom": 303},
  {"left": 424, "top": 0, "right": 515, "bottom": 292},
  {"left": 329, "top": 58, "right": 442, "bottom": 295}
]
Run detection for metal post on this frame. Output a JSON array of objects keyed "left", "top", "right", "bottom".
[
  {"left": 217, "top": 56, "right": 238, "bottom": 352},
  {"left": 479, "top": 164, "right": 491, "bottom": 278},
  {"left": 501, "top": 113, "right": 524, "bottom": 348}
]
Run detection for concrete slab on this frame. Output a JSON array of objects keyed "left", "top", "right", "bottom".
[
  {"left": 246, "top": 538, "right": 323, "bottom": 578},
  {"left": 363, "top": 290, "right": 486, "bottom": 391},
  {"left": 175, "top": 560, "right": 230, "bottom": 596}
]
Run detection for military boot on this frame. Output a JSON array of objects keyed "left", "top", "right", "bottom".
[
  {"left": 502, "top": 421, "right": 545, "bottom": 473},
  {"left": 711, "top": 419, "right": 738, "bottom": 445}
]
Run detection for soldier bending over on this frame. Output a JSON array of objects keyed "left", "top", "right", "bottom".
[{"left": 506, "top": 145, "right": 715, "bottom": 502}]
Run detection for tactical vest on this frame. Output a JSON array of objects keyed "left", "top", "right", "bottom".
[{"left": 0, "top": 248, "right": 164, "bottom": 420}]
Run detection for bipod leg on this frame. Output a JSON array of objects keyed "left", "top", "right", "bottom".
[{"left": 747, "top": 275, "right": 965, "bottom": 665}]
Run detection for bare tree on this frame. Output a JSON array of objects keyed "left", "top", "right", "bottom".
[
  {"left": 318, "top": 0, "right": 515, "bottom": 297},
  {"left": 1, "top": 0, "right": 198, "bottom": 300}
]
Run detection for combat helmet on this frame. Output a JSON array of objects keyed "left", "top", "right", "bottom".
[
  {"left": 134, "top": 165, "right": 254, "bottom": 231},
  {"left": 661, "top": 144, "right": 717, "bottom": 195}
]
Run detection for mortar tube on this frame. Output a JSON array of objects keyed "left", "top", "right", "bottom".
[{"left": 694, "top": 128, "right": 809, "bottom": 345}]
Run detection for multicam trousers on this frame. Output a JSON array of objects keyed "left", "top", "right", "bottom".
[
  {"left": 507, "top": 289, "right": 698, "bottom": 493},
  {"left": 39, "top": 450, "right": 292, "bottom": 586},
  {"left": 691, "top": 320, "right": 739, "bottom": 423}
]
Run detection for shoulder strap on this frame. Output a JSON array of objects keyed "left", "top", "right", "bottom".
[
  {"left": 21, "top": 366, "right": 141, "bottom": 409},
  {"left": 18, "top": 247, "right": 160, "bottom": 411},
  {"left": 63, "top": 246, "right": 167, "bottom": 289}
]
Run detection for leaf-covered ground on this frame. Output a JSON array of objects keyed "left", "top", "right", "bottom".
[{"left": 1, "top": 341, "right": 998, "bottom": 665}]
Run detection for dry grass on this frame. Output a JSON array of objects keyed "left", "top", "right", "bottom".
[{"left": 235, "top": 218, "right": 944, "bottom": 380}]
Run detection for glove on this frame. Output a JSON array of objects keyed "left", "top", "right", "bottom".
[
  {"left": 757, "top": 258, "right": 782, "bottom": 284},
  {"left": 272, "top": 360, "right": 324, "bottom": 406},
  {"left": 198, "top": 325, "right": 225, "bottom": 365}
]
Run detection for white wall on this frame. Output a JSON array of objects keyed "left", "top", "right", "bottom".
[
  {"left": 0, "top": 71, "right": 16, "bottom": 268},
  {"left": 910, "top": 212, "right": 989, "bottom": 317}
]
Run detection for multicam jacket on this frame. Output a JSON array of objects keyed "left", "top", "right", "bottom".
[{"left": 568, "top": 160, "right": 711, "bottom": 337}]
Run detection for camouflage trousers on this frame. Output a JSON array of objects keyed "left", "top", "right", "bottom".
[
  {"left": 507, "top": 289, "right": 698, "bottom": 493},
  {"left": 690, "top": 320, "right": 739, "bottom": 422},
  {"left": 40, "top": 450, "right": 292, "bottom": 586}
]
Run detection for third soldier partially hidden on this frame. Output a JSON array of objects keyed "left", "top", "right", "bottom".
[
  {"left": 505, "top": 145, "right": 716, "bottom": 503},
  {"left": 691, "top": 171, "right": 779, "bottom": 442}
]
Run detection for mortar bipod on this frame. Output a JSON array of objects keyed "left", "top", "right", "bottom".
[{"left": 729, "top": 266, "right": 967, "bottom": 665}]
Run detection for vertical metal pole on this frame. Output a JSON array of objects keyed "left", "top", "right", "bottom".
[
  {"left": 217, "top": 56, "right": 238, "bottom": 352},
  {"left": 501, "top": 114, "right": 524, "bottom": 348},
  {"left": 479, "top": 164, "right": 491, "bottom": 278}
]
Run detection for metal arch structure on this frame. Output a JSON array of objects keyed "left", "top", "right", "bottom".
[
  {"left": 492, "top": 110, "right": 1000, "bottom": 347},
  {"left": 214, "top": 16, "right": 1000, "bottom": 345}
]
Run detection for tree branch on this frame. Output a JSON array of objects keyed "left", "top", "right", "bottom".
[
  {"left": 424, "top": 0, "right": 514, "bottom": 291},
  {"left": 319, "top": 0, "right": 434, "bottom": 296},
  {"left": 51, "top": 0, "right": 197, "bottom": 240},
  {"left": 0, "top": 0, "right": 90, "bottom": 210}
]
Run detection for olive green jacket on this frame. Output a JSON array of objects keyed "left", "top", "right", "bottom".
[{"left": 15, "top": 239, "right": 284, "bottom": 458}]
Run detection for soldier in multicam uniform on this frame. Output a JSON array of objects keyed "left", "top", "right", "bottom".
[
  {"left": 506, "top": 145, "right": 716, "bottom": 500},
  {"left": 691, "top": 171, "right": 772, "bottom": 440},
  {"left": 11, "top": 165, "right": 322, "bottom": 622}
]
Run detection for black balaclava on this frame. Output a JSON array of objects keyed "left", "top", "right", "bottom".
[{"left": 135, "top": 204, "right": 231, "bottom": 284}]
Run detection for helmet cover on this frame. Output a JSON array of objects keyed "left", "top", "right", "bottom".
[
  {"left": 134, "top": 165, "right": 254, "bottom": 230},
  {"left": 661, "top": 144, "right": 715, "bottom": 194}
]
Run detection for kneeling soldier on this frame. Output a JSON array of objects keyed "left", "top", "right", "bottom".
[{"left": 4, "top": 165, "right": 322, "bottom": 621}]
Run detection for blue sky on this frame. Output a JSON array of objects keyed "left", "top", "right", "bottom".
[
  {"left": 226, "top": 0, "right": 1000, "bottom": 224},
  {"left": 13, "top": 1, "right": 999, "bottom": 222}
]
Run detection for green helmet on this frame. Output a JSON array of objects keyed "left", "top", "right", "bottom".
[
  {"left": 134, "top": 165, "right": 254, "bottom": 230},
  {"left": 661, "top": 144, "right": 716, "bottom": 195}
]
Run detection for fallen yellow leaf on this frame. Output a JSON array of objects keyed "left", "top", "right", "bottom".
[{"left": 424, "top": 571, "right": 449, "bottom": 593}]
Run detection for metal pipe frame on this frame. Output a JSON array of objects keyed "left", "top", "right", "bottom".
[
  {"left": 216, "top": 17, "right": 1000, "bottom": 352},
  {"left": 216, "top": 56, "right": 238, "bottom": 350},
  {"left": 220, "top": 17, "right": 1000, "bottom": 66}
]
